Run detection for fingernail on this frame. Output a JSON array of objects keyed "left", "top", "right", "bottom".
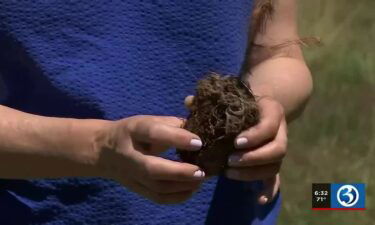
[
  {"left": 193, "top": 170, "right": 205, "bottom": 178},
  {"left": 259, "top": 196, "right": 269, "bottom": 204},
  {"left": 190, "top": 138, "right": 202, "bottom": 150},
  {"left": 228, "top": 155, "right": 241, "bottom": 166},
  {"left": 235, "top": 137, "right": 248, "bottom": 148}
]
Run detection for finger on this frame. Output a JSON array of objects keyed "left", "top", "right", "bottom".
[
  {"left": 143, "top": 179, "right": 202, "bottom": 194},
  {"left": 143, "top": 155, "right": 206, "bottom": 182},
  {"left": 228, "top": 119, "right": 287, "bottom": 167},
  {"left": 133, "top": 179, "right": 194, "bottom": 204},
  {"left": 153, "top": 190, "right": 194, "bottom": 205},
  {"left": 118, "top": 177, "right": 159, "bottom": 203},
  {"left": 225, "top": 162, "right": 281, "bottom": 181},
  {"left": 184, "top": 95, "right": 195, "bottom": 111},
  {"left": 234, "top": 97, "right": 284, "bottom": 149},
  {"left": 151, "top": 116, "right": 186, "bottom": 128},
  {"left": 257, "top": 174, "right": 281, "bottom": 205},
  {"left": 132, "top": 120, "right": 203, "bottom": 151}
]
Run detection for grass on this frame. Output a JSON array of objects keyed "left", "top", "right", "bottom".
[{"left": 279, "top": 0, "right": 375, "bottom": 224}]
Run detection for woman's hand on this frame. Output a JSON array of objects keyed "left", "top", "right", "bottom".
[
  {"left": 226, "top": 96, "right": 287, "bottom": 205},
  {"left": 185, "top": 95, "right": 287, "bottom": 205},
  {"left": 94, "top": 115, "right": 206, "bottom": 204}
]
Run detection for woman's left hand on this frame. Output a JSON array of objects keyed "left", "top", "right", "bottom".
[
  {"left": 226, "top": 96, "right": 287, "bottom": 205},
  {"left": 184, "top": 94, "right": 288, "bottom": 205}
]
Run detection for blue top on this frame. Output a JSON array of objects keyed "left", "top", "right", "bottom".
[{"left": 0, "top": 1, "right": 280, "bottom": 224}]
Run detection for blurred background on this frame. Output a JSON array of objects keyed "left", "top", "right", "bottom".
[{"left": 280, "top": 0, "right": 374, "bottom": 224}]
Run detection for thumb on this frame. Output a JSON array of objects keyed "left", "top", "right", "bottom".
[
  {"left": 257, "top": 174, "right": 280, "bottom": 205},
  {"left": 184, "top": 95, "right": 195, "bottom": 111}
]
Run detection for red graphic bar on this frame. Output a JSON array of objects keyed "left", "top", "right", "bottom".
[{"left": 312, "top": 208, "right": 366, "bottom": 211}]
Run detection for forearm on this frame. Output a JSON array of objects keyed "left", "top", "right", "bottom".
[
  {"left": 0, "top": 105, "right": 110, "bottom": 179},
  {"left": 245, "top": 0, "right": 312, "bottom": 121},
  {"left": 247, "top": 57, "right": 312, "bottom": 121}
]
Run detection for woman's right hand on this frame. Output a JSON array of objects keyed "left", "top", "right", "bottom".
[{"left": 94, "top": 115, "right": 205, "bottom": 204}]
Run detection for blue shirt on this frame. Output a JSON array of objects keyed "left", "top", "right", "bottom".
[{"left": 0, "top": 1, "right": 281, "bottom": 224}]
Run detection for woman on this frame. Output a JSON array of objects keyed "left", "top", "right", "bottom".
[{"left": 0, "top": 0, "right": 312, "bottom": 224}]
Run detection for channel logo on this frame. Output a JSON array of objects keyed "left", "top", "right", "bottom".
[
  {"left": 331, "top": 183, "right": 365, "bottom": 209},
  {"left": 312, "top": 183, "right": 366, "bottom": 210}
]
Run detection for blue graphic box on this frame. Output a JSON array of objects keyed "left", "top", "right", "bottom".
[{"left": 331, "top": 183, "right": 365, "bottom": 209}]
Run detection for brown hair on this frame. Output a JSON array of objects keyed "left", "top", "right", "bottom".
[
  {"left": 250, "top": 0, "right": 275, "bottom": 41},
  {"left": 250, "top": 0, "right": 320, "bottom": 51},
  {"left": 240, "top": 0, "right": 320, "bottom": 73}
]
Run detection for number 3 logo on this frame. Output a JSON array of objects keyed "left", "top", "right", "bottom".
[{"left": 337, "top": 185, "right": 359, "bottom": 207}]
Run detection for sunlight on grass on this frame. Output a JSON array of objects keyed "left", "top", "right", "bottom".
[{"left": 279, "top": 0, "right": 374, "bottom": 224}]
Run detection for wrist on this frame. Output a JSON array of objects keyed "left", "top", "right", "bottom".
[
  {"left": 63, "top": 118, "right": 115, "bottom": 175},
  {"left": 251, "top": 83, "right": 276, "bottom": 100}
]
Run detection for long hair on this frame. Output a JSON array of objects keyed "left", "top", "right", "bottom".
[{"left": 240, "top": 0, "right": 320, "bottom": 74}]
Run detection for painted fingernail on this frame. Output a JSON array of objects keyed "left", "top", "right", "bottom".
[
  {"left": 193, "top": 170, "right": 205, "bottom": 178},
  {"left": 228, "top": 155, "right": 241, "bottom": 165},
  {"left": 259, "top": 196, "right": 269, "bottom": 204},
  {"left": 235, "top": 137, "right": 248, "bottom": 148},
  {"left": 190, "top": 138, "right": 202, "bottom": 150}
]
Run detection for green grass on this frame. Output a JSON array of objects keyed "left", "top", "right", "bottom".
[{"left": 279, "top": 0, "right": 375, "bottom": 224}]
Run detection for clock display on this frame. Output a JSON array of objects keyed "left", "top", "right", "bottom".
[{"left": 312, "top": 183, "right": 331, "bottom": 208}]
